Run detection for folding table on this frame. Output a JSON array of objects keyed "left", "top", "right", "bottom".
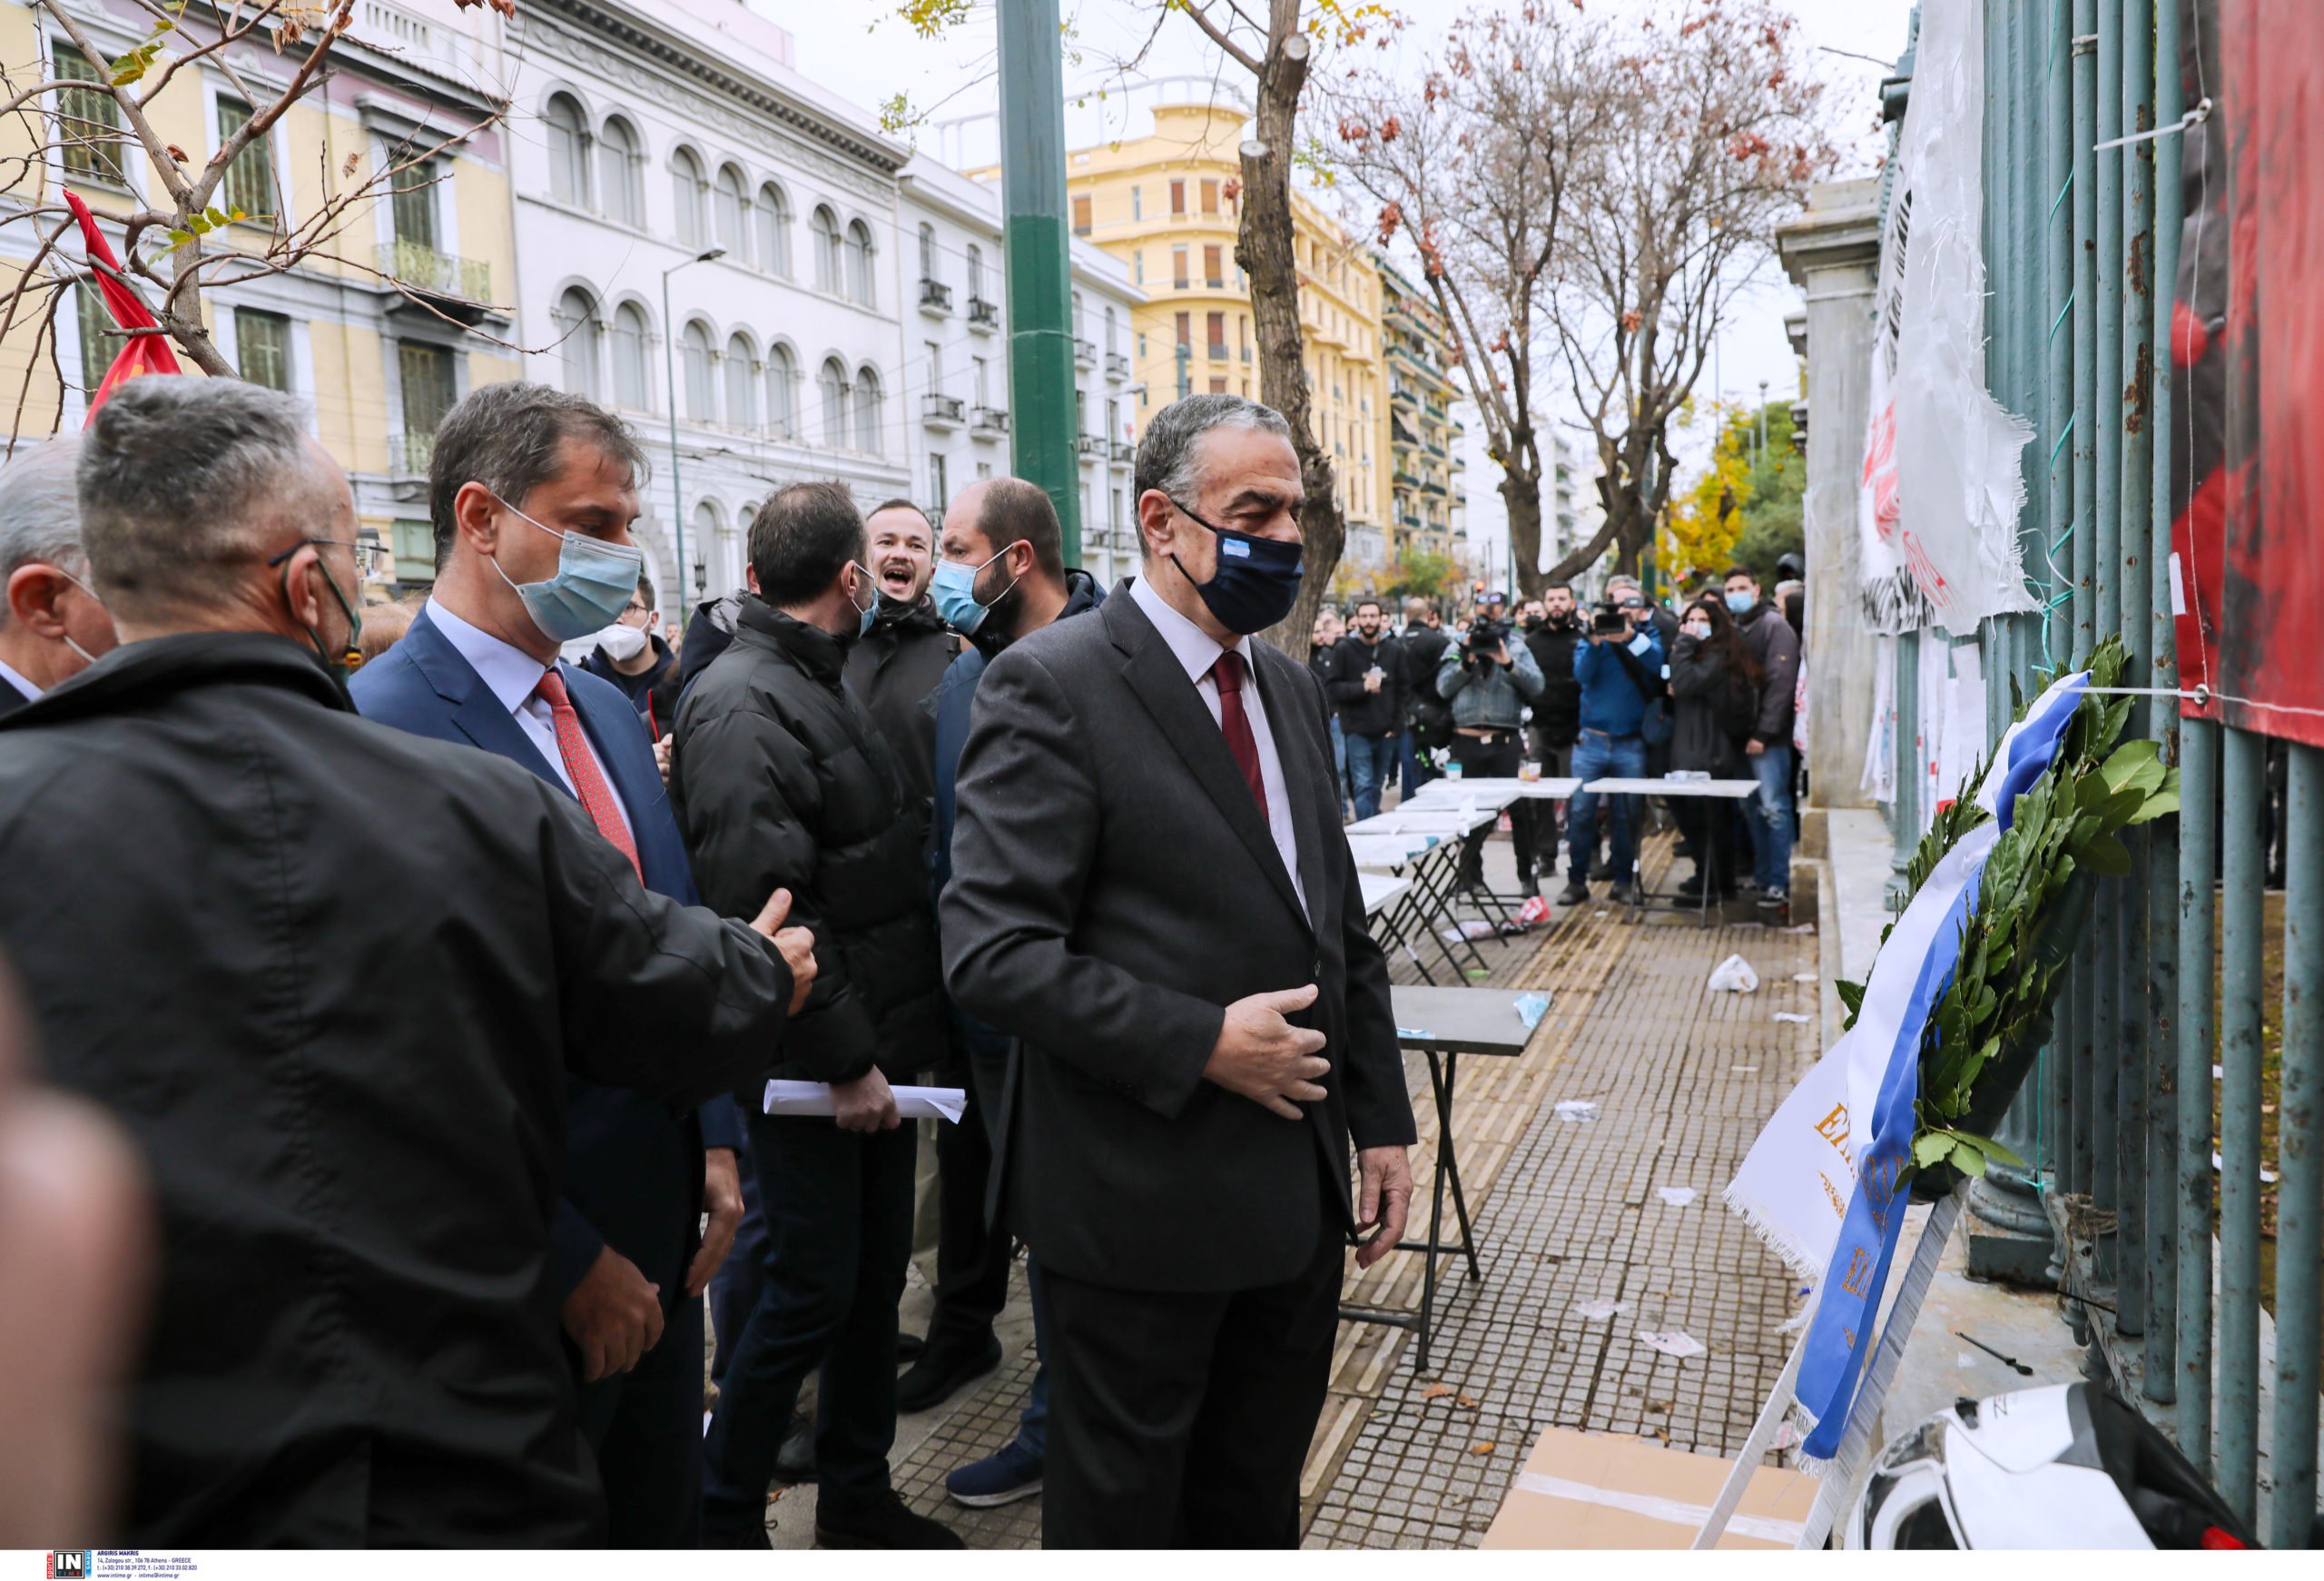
[
  {"left": 1350, "top": 805, "right": 1510, "bottom": 968},
  {"left": 1348, "top": 829, "right": 1477, "bottom": 983},
  {"left": 1338, "top": 984, "right": 1541, "bottom": 1373},
  {"left": 1579, "top": 776, "right": 1761, "bottom": 926}
]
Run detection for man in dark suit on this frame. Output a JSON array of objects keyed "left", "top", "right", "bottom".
[
  {"left": 350, "top": 383, "right": 746, "bottom": 1548},
  {"left": 0, "top": 437, "right": 116, "bottom": 717},
  {"left": 941, "top": 393, "right": 1418, "bottom": 1547}
]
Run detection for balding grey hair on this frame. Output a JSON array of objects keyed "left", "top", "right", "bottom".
[
  {"left": 78, "top": 377, "right": 319, "bottom": 622},
  {"left": 1131, "top": 393, "right": 1293, "bottom": 558},
  {"left": 0, "top": 437, "right": 87, "bottom": 633}
]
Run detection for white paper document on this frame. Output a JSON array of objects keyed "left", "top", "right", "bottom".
[{"left": 763, "top": 1080, "right": 966, "bottom": 1123}]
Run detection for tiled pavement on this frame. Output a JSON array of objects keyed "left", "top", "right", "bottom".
[{"left": 749, "top": 825, "right": 1821, "bottom": 1547}]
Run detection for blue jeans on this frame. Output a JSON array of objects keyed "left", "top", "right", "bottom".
[
  {"left": 1345, "top": 731, "right": 1398, "bottom": 821},
  {"left": 1327, "top": 717, "right": 1351, "bottom": 815},
  {"left": 1398, "top": 732, "right": 1437, "bottom": 799},
  {"left": 1748, "top": 742, "right": 1797, "bottom": 893},
  {"left": 1567, "top": 730, "right": 1646, "bottom": 883}
]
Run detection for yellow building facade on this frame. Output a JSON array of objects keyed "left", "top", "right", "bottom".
[
  {"left": 1035, "top": 101, "right": 1395, "bottom": 570},
  {"left": 0, "top": 2, "right": 520, "bottom": 588}
]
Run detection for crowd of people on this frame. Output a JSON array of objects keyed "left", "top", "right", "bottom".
[
  {"left": 0, "top": 380, "right": 1414, "bottom": 1552},
  {"left": 1299, "top": 565, "right": 1805, "bottom": 910}
]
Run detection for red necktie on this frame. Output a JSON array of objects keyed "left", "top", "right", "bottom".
[
  {"left": 534, "top": 668, "right": 642, "bottom": 881},
  {"left": 1211, "top": 651, "right": 1269, "bottom": 822}
]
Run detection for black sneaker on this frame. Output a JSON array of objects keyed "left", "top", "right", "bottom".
[
  {"left": 1589, "top": 858, "right": 1615, "bottom": 882},
  {"left": 895, "top": 1333, "right": 1002, "bottom": 1415},
  {"left": 774, "top": 1408, "right": 817, "bottom": 1484},
  {"left": 1516, "top": 865, "right": 1536, "bottom": 894},
  {"left": 1756, "top": 887, "right": 1790, "bottom": 912},
  {"left": 815, "top": 1489, "right": 967, "bottom": 1550},
  {"left": 1609, "top": 881, "right": 1638, "bottom": 905},
  {"left": 1554, "top": 880, "right": 1590, "bottom": 907}
]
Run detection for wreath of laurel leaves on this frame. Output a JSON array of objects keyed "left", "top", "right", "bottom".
[{"left": 1833, "top": 637, "right": 2181, "bottom": 1182}]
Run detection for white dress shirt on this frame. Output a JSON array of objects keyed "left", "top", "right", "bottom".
[
  {"left": 427, "top": 597, "right": 635, "bottom": 845},
  {"left": 1128, "top": 575, "right": 1307, "bottom": 919},
  {"left": 0, "top": 657, "right": 40, "bottom": 704}
]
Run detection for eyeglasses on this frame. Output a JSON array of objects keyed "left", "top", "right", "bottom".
[{"left": 268, "top": 539, "right": 388, "bottom": 579}]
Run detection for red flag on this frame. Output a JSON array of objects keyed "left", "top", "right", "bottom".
[{"left": 64, "top": 190, "right": 182, "bottom": 420}]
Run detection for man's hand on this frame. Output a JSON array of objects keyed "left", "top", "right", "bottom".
[
  {"left": 749, "top": 888, "right": 818, "bottom": 1014},
  {"left": 684, "top": 1147, "right": 743, "bottom": 1298},
  {"left": 1493, "top": 642, "right": 1512, "bottom": 666},
  {"left": 560, "top": 1245, "right": 664, "bottom": 1382},
  {"left": 1354, "top": 1145, "right": 1414, "bottom": 1270},
  {"left": 1364, "top": 669, "right": 1383, "bottom": 693},
  {"left": 832, "top": 1068, "right": 901, "bottom": 1132},
  {"left": 654, "top": 733, "right": 673, "bottom": 787},
  {"left": 1202, "top": 985, "right": 1330, "bottom": 1121},
  {"left": 1745, "top": 738, "right": 1767, "bottom": 756}
]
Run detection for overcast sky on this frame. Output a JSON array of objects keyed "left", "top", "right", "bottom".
[{"left": 760, "top": 0, "right": 1916, "bottom": 578}]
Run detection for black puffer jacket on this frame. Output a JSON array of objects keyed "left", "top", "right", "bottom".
[
  {"left": 672, "top": 597, "right": 947, "bottom": 1086},
  {"left": 843, "top": 595, "right": 960, "bottom": 810}
]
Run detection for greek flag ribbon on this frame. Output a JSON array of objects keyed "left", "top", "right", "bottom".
[{"left": 1723, "top": 670, "right": 2087, "bottom": 1465}]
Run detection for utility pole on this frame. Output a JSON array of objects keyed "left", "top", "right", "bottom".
[
  {"left": 661, "top": 245, "right": 724, "bottom": 598},
  {"left": 996, "top": 0, "right": 1081, "bottom": 563},
  {"left": 1757, "top": 378, "right": 1769, "bottom": 465},
  {"left": 1175, "top": 341, "right": 1191, "bottom": 400}
]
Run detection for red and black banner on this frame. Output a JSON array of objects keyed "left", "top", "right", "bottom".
[{"left": 2171, "top": 0, "right": 2324, "bottom": 746}]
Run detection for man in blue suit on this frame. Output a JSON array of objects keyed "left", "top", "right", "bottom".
[{"left": 351, "top": 383, "right": 747, "bottom": 1548}]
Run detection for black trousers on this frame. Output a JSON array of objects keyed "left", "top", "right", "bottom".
[
  {"left": 926, "top": 1052, "right": 1010, "bottom": 1347},
  {"left": 701, "top": 1112, "right": 914, "bottom": 1530},
  {"left": 1671, "top": 795, "right": 1739, "bottom": 894},
  {"left": 1040, "top": 1230, "right": 1342, "bottom": 1548},
  {"left": 573, "top": 1290, "right": 704, "bottom": 1547},
  {"left": 1449, "top": 732, "right": 1534, "bottom": 881}
]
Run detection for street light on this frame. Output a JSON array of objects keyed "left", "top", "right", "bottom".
[
  {"left": 662, "top": 245, "right": 725, "bottom": 607},
  {"left": 1757, "top": 379, "right": 1769, "bottom": 464}
]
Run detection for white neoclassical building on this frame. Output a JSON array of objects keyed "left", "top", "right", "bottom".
[
  {"left": 499, "top": 0, "right": 911, "bottom": 611},
  {"left": 896, "top": 158, "right": 1147, "bottom": 587}
]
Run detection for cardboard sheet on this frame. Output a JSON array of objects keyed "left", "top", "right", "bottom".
[{"left": 1480, "top": 1427, "right": 1816, "bottom": 1550}]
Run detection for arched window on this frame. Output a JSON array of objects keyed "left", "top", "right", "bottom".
[
  {"left": 552, "top": 286, "right": 600, "bottom": 399},
  {"left": 757, "top": 183, "right": 792, "bottom": 277},
  {"left": 819, "top": 357, "right": 848, "bottom": 448},
  {"left": 681, "top": 321, "right": 715, "bottom": 422},
  {"left": 692, "top": 501, "right": 720, "bottom": 595},
  {"left": 918, "top": 222, "right": 938, "bottom": 282},
  {"left": 845, "top": 220, "right": 875, "bottom": 307},
  {"left": 766, "top": 344, "right": 796, "bottom": 439},
  {"left": 671, "top": 147, "right": 705, "bottom": 246},
  {"left": 598, "top": 117, "right": 642, "bottom": 225},
  {"left": 965, "top": 242, "right": 984, "bottom": 303},
  {"left": 545, "top": 94, "right": 591, "bottom": 207},
  {"left": 811, "top": 206, "right": 841, "bottom": 293},
  {"left": 1104, "top": 305, "right": 1118, "bottom": 353},
  {"left": 714, "top": 164, "right": 747, "bottom": 261},
  {"left": 611, "top": 301, "right": 650, "bottom": 410},
  {"left": 724, "top": 333, "right": 756, "bottom": 429},
  {"left": 852, "top": 365, "right": 882, "bottom": 456}
]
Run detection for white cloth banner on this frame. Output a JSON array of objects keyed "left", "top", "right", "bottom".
[
  {"left": 1856, "top": 0, "right": 2036, "bottom": 638},
  {"left": 763, "top": 1081, "right": 966, "bottom": 1123}
]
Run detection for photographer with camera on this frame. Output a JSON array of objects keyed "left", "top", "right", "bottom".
[
  {"left": 1521, "top": 585, "right": 1586, "bottom": 884},
  {"left": 1555, "top": 600, "right": 1666, "bottom": 907},
  {"left": 1434, "top": 613, "right": 1544, "bottom": 894}
]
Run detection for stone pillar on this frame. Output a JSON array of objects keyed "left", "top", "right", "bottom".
[{"left": 1777, "top": 180, "right": 1883, "bottom": 857}]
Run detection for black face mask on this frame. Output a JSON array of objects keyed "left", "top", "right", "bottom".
[
  {"left": 1522, "top": 615, "right": 1546, "bottom": 632},
  {"left": 1165, "top": 495, "right": 1304, "bottom": 636},
  {"left": 268, "top": 539, "right": 364, "bottom": 691}
]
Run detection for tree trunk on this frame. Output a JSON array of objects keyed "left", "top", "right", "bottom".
[
  {"left": 1239, "top": 28, "right": 1342, "bottom": 657},
  {"left": 1501, "top": 464, "right": 1546, "bottom": 598}
]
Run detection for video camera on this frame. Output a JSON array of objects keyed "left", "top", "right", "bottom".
[
  {"left": 1463, "top": 616, "right": 1512, "bottom": 667},
  {"left": 1590, "top": 599, "right": 1633, "bottom": 638}
]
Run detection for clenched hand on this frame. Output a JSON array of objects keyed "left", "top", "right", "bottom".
[
  {"left": 749, "top": 888, "right": 817, "bottom": 1014},
  {"left": 560, "top": 1244, "right": 663, "bottom": 1381},
  {"left": 684, "top": 1147, "right": 743, "bottom": 1297},
  {"left": 1202, "top": 984, "right": 1330, "bottom": 1120},
  {"left": 831, "top": 1067, "right": 901, "bottom": 1132},
  {"left": 1353, "top": 1145, "right": 1414, "bottom": 1270}
]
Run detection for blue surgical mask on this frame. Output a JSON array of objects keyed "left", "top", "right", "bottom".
[
  {"left": 488, "top": 492, "right": 645, "bottom": 643},
  {"left": 848, "top": 562, "right": 877, "bottom": 638},
  {"left": 931, "top": 542, "right": 1023, "bottom": 636},
  {"left": 1725, "top": 590, "right": 1756, "bottom": 617},
  {"left": 1165, "top": 495, "right": 1304, "bottom": 636}
]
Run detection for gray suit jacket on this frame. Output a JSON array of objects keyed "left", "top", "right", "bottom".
[{"left": 941, "top": 582, "right": 1415, "bottom": 1293}]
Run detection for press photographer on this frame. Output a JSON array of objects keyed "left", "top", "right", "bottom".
[
  {"left": 1557, "top": 601, "right": 1665, "bottom": 907},
  {"left": 1435, "top": 613, "right": 1544, "bottom": 893}
]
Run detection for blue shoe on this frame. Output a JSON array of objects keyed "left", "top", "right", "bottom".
[{"left": 943, "top": 1438, "right": 1044, "bottom": 1508}]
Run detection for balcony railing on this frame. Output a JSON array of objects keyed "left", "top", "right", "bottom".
[
  {"left": 1206, "top": 341, "right": 1229, "bottom": 361},
  {"left": 919, "top": 278, "right": 952, "bottom": 313},
  {"left": 1105, "top": 351, "right": 1130, "bottom": 380},
  {"left": 967, "top": 296, "right": 1000, "bottom": 330},
  {"left": 1075, "top": 434, "right": 1105, "bottom": 458},
  {"left": 1110, "top": 439, "right": 1135, "bottom": 464},
  {"left": 377, "top": 239, "right": 489, "bottom": 304},
  {"left": 921, "top": 392, "right": 964, "bottom": 426},
  {"left": 387, "top": 429, "right": 435, "bottom": 476},
  {"left": 1073, "top": 338, "right": 1096, "bottom": 366},
  {"left": 970, "top": 405, "right": 1009, "bottom": 435}
]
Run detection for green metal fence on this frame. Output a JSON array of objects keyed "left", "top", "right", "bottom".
[{"left": 1885, "top": 0, "right": 2319, "bottom": 1544}]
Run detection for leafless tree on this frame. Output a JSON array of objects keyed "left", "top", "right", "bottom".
[
  {"left": 1548, "top": 0, "right": 1834, "bottom": 581},
  {"left": 0, "top": 0, "right": 515, "bottom": 441},
  {"left": 1333, "top": 1, "right": 1608, "bottom": 600}
]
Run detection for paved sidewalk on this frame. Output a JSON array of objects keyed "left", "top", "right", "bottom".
[{"left": 746, "top": 829, "right": 1820, "bottom": 1547}]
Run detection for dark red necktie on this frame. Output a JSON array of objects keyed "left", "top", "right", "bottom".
[
  {"left": 1211, "top": 651, "right": 1269, "bottom": 821},
  {"left": 535, "top": 668, "right": 643, "bottom": 882}
]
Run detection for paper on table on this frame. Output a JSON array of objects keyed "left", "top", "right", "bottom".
[{"left": 763, "top": 1080, "right": 967, "bottom": 1123}]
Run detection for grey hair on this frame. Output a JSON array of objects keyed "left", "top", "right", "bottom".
[
  {"left": 0, "top": 436, "right": 87, "bottom": 632},
  {"left": 79, "top": 378, "right": 320, "bottom": 622},
  {"left": 1131, "top": 392, "right": 1292, "bottom": 557}
]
